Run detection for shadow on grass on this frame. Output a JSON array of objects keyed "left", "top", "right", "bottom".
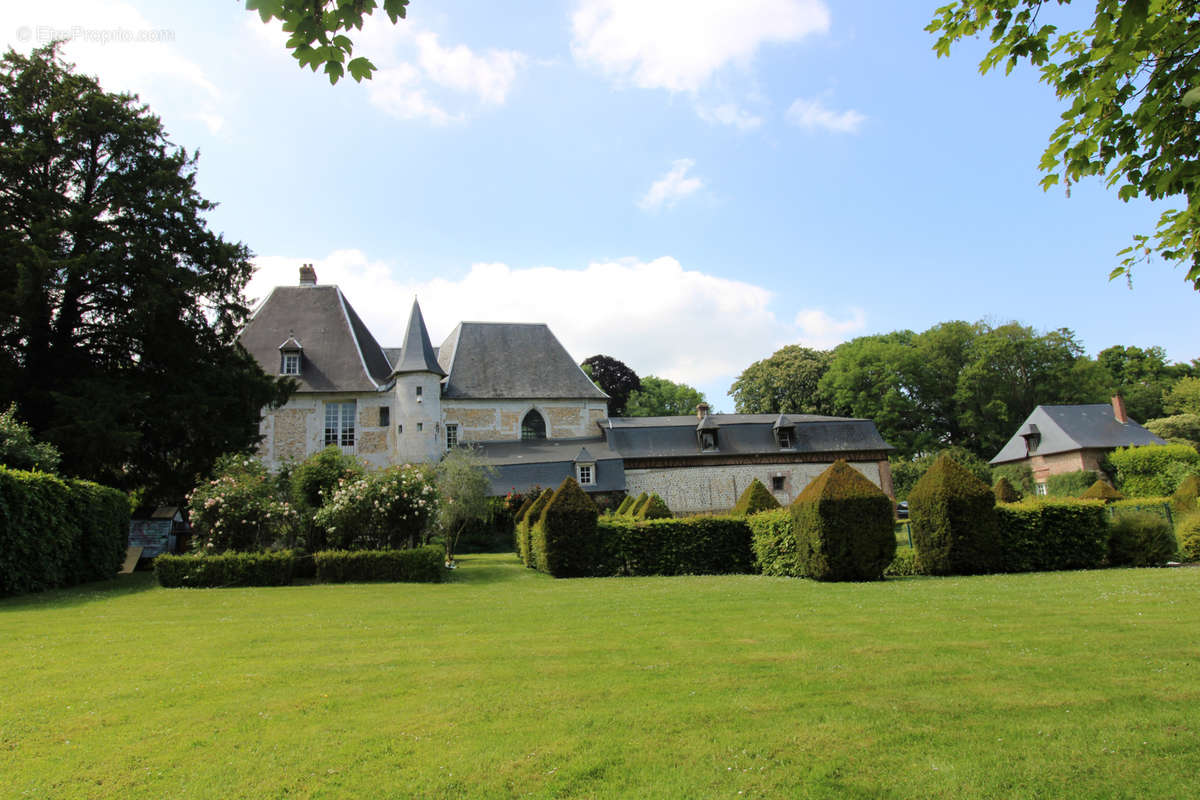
[
  {"left": 0, "top": 571, "right": 160, "bottom": 612},
  {"left": 447, "top": 552, "right": 543, "bottom": 586}
]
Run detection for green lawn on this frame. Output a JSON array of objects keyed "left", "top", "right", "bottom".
[{"left": 2, "top": 555, "right": 1198, "bottom": 799}]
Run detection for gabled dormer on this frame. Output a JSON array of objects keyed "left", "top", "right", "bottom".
[
  {"left": 278, "top": 334, "right": 302, "bottom": 376},
  {"left": 574, "top": 446, "right": 596, "bottom": 487},
  {"left": 696, "top": 405, "right": 719, "bottom": 452},
  {"left": 772, "top": 413, "right": 796, "bottom": 450}
]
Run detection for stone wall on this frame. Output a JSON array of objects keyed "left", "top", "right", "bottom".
[
  {"left": 443, "top": 399, "right": 608, "bottom": 442},
  {"left": 625, "top": 460, "right": 883, "bottom": 515}
]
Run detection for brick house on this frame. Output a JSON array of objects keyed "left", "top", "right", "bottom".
[
  {"left": 989, "top": 396, "right": 1166, "bottom": 494},
  {"left": 238, "top": 266, "right": 895, "bottom": 512}
]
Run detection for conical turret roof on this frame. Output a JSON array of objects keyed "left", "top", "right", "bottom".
[{"left": 393, "top": 298, "right": 446, "bottom": 377}]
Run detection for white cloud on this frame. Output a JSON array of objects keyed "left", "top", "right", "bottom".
[
  {"left": 638, "top": 159, "right": 704, "bottom": 211},
  {"left": 792, "top": 308, "right": 867, "bottom": 349},
  {"left": 415, "top": 32, "right": 526, "bottom": 105},
  {"left": 247, "top": 251, "right": 867, "bottom": 389},
  {"left": 785, "top": 97, "right": 866, "bottom": 134},
  {"left": 2, "top": 0, "right": 225, "bottom": 133},
  {"left": 571, "top": 0, "right": 830, "bottom": 93},
  {"left": 695, "top": 103, "right": 763, "bottom": 131},
  {"left": 368, "top": 63, "right": 460, "bottom": 125}
]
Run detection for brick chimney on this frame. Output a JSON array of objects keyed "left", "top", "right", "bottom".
[
  {"left": 298, "top": 263, "right": 317, "bottom": 286},
  {"left": 1112, "top": 394, "right": 1128, "bottom": 424},
  {"left": 695, "top": 402, "right": 711, "bottom": 420}
]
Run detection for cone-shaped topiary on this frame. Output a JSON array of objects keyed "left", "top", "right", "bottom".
[
  {"left": 1080, "top": 479, "right": 1124, "bottom": 503},
  {"left": 909, "top": 453, "right": 998, "bottom": 575},
  {"left": 993, "top": 476, "right": 1023, "bottom": 504},
  {"left": 519, "top": 488, "right": 554, "bottom": 568},
  {"left": 1172, "top": 474, "right": 1200, "bottom": 515},
  {"left": 625, "top": 492, "right": 648, "bottom": 517},
  {"left": 512, "top": 495, "right": 534, "bottom": 553},
  {"left": 636, "top": 493, "right": 672, "bottom": 520},
  {"left": 534, "top": 477, "right": 600, "bottom": 577},
  {"left": 788, "top": 460, "right": 895, "bottom": 581},
  {"left": 615, "top": 495, "right": 634, "bottom": 515},
  {"left": 733, "top": 478, "right": 782, "bottom": 515}
]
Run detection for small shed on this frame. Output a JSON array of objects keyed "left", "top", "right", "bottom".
[{"left": 128, "top": 506, "right": 190, "bottom": 557}]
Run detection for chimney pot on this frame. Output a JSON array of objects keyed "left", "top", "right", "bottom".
[
  {"left": 696, "top": 402, "right": 711, "bottom": 420},
  {"left": 299, "top": 263, "right": 317, "bottom": 286},
  {"left": 1112, "top": 395, "right": 1128, "bottom": 424}
]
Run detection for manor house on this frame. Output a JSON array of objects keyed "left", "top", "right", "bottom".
[{"left": 238, "top": 266, "right": 895, "bottom": 513}]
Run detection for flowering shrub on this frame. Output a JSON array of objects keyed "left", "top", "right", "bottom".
[
  {"left": 313, "top": 465, "right": 439, "bottom": 550},
  {"left": 188, "top": 455, "right": 299, "bottom": 553}
]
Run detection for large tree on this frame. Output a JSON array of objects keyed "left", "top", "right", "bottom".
[
  {"left": 0, "top": 45, "right": 291, "bottom": 502},
  {"left": 728, "top": 345, "right": 834, "bottom": 415},
  {"left": 1096, "top": 345, "right": 1195, "bottom": 422},
  {"left": 625, "top": 375, "right": 707, "bottom": 417},
  {"left": 929, "top": 1, "right": 1200, "bottom": 289},
  {"left": 581, "top": 355, "right": 640, "bottom": 417}
]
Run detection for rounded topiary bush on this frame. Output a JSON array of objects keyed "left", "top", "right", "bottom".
[
  {"left": 908, "top": 453, "right": 998, "bottom": 576},
  {"left": 733, "top": 478, "right": 782, "bottom": 515},
  {"left": 1177, "top": 514, "right": 1200, "bottom": 562},
  {"left": 789, "top": 460, "right": 895, "bottom": 581},
  {"left": 1172, "top": 474, "right": 1200, "bottom": 516},
  {"left": 535, "top": 477, "right": 600, "bottom": 577},
  {"left": 1108, "top": 512, "right": 1179, "bottom": 567},
  {"left": 1080, "top": 480, "right": 1124, "bottom": 503},
  {"left": 637, "top": 493, "right": 671, "bottom": 520},
  {"left": 993, "top": 477, "right": 1023, "bottom": 504}
]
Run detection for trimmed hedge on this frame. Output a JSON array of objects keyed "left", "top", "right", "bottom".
[
  {"left": 790, "top": 460, "right": 895, "bottom": 581},
  {"left": 155, "top": 551, "right": 296, "bottom": 588},
  {"left": 1046, "top": 470, "right": 1097, "bottom": 498},
  {"left": 314, "top": 546, "right": 444, "bottom": 583},
  {"left": 748, "top": 508, "right": 799, "bottom": 577},
  {"left": 993, "top": 477, "right": 1023, "bottom": 504},
  {"left": 624, "top": 492, "right": 648, "bottom": 517},
  {"left": 532, "top": 478, "right": 599, "bottom": 578},
  {"left": 885, "top": 547, "right": 923, "bottom": 577},
  {"left": 518, "top": 489, "right": 554, "bottom": 568},
  {"left": 1108, "top": 443, "right": 1200, "bottom": 497},
  {"left": 1108, "top": 513, "right": 1179, "bottom": 567},
  {"left": 614, "top": 495, "right": 634, "bottom": 516},
  {"left": 636, "top": 493, "right": 671, "bottom": 520},
  {"left": 908, "top": 453, "right": 998, "bottom": 576},
  {"left": 598, "top": 515, "right": 754, "bottom": 577},
  {"left": 1178, "top": 514, "right": 1200, "bottom": 562},
  {"left": 1172, "top": 475, "right": 1200, "bottom": 515},
  {"left": 993, "top": 500, "right": 1108, "bottom": 573},
  {"left": 733, "top": 478, "right": 782, "bottom": 515},
  {"left": 0, "top": 467, "right": 129, "bottom": 596},
  {"left": 1080, "top": 480, "right": 1124, "bottom": 502}
]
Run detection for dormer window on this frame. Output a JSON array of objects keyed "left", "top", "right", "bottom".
[
  {"left": 278, "top": 335, "right": 303, "bottom": 376},
  {"left": 1021, "top": 423, "right": 1041, "bottom": 456},
  {"left": 697, "top": 413, "right": 719, "bottom": 452},
  {"left": 777, "top": 430, "right": 792, "bottom": 449},
  {"left": 772, "top": 413, "right": 795, "bottom": 450},
  {"left": 577, "top": 463, "right": 595, "bottom": 486}
]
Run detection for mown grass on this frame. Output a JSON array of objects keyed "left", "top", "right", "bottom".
[{"left": 2, "top": 554, "right": 1198, "bottom": 799}]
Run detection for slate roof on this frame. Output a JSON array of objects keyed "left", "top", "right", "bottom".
[
  {"left": 471, "top": 437, "right": 624, "bottom": 494},
  {"left": 239, "top": 286, "right": 392, "bottom": 392},
  {"left": 991, "top": 404, "right": 1167, "bottom": 464},
  {"left": 392, "top": 299, "right": 445, "bottom": 376},
  {"left": 437, "top": 322, "right": 609, "bottom": 400},
  {"left": 602, "top": 414, "right": 893, "bottom": 460}
]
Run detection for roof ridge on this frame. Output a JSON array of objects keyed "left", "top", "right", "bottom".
[{"left": 334, "top": 287, "right": 381, "bottom": 390}]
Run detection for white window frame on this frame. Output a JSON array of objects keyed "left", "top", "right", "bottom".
[
  {"left": 324, "top": 401, "right": 356, "bottom": 451},
  {"left": 577, "top": 462, "right": 595, "bottom": 486},
  {"left": 445, "top": 423, "right": 459, "bottom": 450},
  {"left": 1035, "top": 482, "right": 1048, "bottom": 496},
  {"left": 281, "top": 352, "right": 300, "bottom": 375},
  {"left": 777, "top": 430, "right": 792, "bottom": 449}
]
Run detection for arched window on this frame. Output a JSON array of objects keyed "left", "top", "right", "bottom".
[{"left": 521, "top": 409, "right": 546, "bottom": 441}]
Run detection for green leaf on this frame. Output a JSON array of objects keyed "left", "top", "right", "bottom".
[{"left": 1183, "top": 86, "right": 1200, "bottom": 109}]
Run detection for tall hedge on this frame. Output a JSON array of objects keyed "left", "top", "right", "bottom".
[
  {"left": 993, "top": 500, "right": 1108, "bottom": 573},
  {"left": 788, "top": 460, "right": 895, "bottom": 581},
  {"left": 1107, "top": 443, "right": 1200, "bottom": 497},
  {"left": 733, "top": 478, "right": 782, "bottom": 515},
  {"left": 1172, "top": 475, "right": 1200, "bottom": 515},
  {"left": 1108, "top": 513, "right": 1179, "bottom": 567},
  {"left": 533, "top": 478, "right": 599, "bottom": 577},
  {"left": 511, "top": 495, "right": 534, "bottom": 552},
  {"left": 636, "top": 493, "right": 671, "bottom": 520},
  {"left": 1177, "top": 514, "right": 1200, "bottom": 562},
  {"left": 1046, "top": 470, "right": 1098, "bottom": 498},
  {"left": 518, "top": 488, "right": 554, "bottom": 567},
  {"left": 0, "top": 467, "right": 129, "bottom": 596},
  {"left": 908, "top": 453, "right": 998, "bottom": 576}
]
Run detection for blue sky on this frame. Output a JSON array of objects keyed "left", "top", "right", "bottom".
[{"left": 5, "top": 1, "right": 1197, "bottom": 410}]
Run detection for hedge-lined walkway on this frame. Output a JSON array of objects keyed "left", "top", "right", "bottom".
[{"left": 2, "top": 554, "right": 1198, "bottom": 799}]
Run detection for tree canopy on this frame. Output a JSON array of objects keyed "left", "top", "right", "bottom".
[
  {"left": 581, "top": 355, "right": 641, "bottom": 417},
  {"left": 626, "top": 375, "right": 707, "bottom": 417},
  {"left": 0, "top": 45, "right": 292, "bottom": 502},
  {"left": 728, "top": 345, "right": 834, "bottom": 415},
  {"left": 928, "top": 1, "right": 1200, "bottom": 289},
  {"left": 246, "top": 0, "right": 409, "bottom": 84}
]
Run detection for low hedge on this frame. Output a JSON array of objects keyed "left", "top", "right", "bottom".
[
  {"left": 885, "top": 547, "right": 923, "bottom": 577},
  {"left": 748, "top": 509, "right": 799, "bottom": 577},
  {"left": 0, "top": 467, "right": 129, "bottom": 596},
  {"left": 994, "top": 500, "right": 1108, "bottom": 573},
  {"left": 1177, "top": 514, "right": 1200, "bottom": 562},
  {"left": 1107, "top": 513, "right": 1179, "bottom": 567},
  {"left": 314, "top": 546, "right": 444, "bottom": 583},
  {"left": 155, "top": 550, "right": 296, "bottom": 588},
  {"left": 596, "top": 515, "right": 754, "bottom": 577}
]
